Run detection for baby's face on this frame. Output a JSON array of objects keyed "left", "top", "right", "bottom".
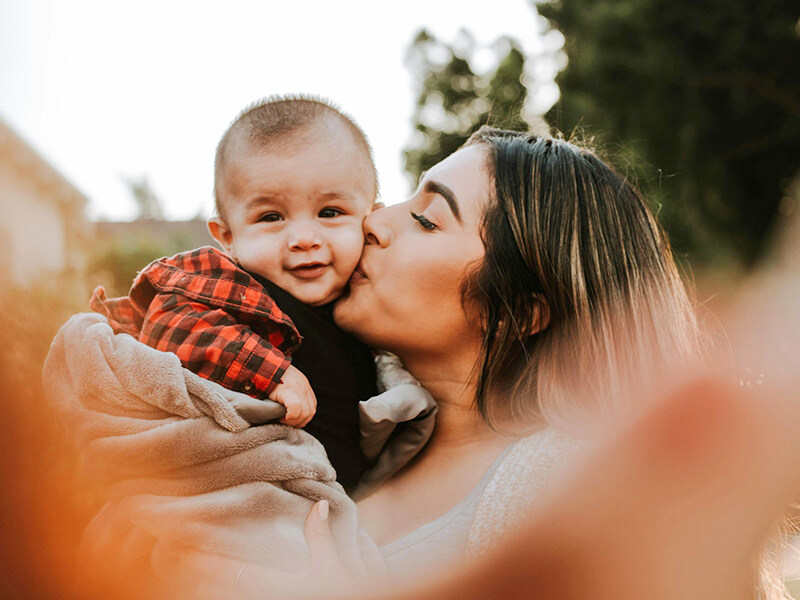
[{"left": 211, "top": 131, "right": 376, "bottom": 306}]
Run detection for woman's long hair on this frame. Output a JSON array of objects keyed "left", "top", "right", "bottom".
[
  {"left": 464, "top": 126, "right": 790, "bottom": 600},
  {"left": 463, "top": 126, "right": 703, "bottom": 429}
]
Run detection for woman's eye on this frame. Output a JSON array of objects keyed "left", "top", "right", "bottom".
[
  {"left": 319, "top": 208, "right": 343, "bottom": 219},
  {"left": 259, "top": 213, "right": 282, "bottom": 223},
  {"left": 410, "top": 211, "right": 438, "bottom": 231}
]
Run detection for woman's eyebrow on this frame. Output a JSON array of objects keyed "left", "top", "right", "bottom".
[{"left": 423, "top": 180, "right": 462, "bottom": 223}]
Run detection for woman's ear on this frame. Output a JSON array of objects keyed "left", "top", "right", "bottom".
[
  {"left": 497, "top": 295, "right": 552, "bottom": 339},
  {"left": 207, "top": 217, "right": 235, "bottom": 257},
  {"left": 530, "top": 294, "right": 551, "bottom": 336}
]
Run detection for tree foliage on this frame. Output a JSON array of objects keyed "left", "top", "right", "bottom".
[
  {"left": 124, "top": 175, "right": 166, "bottom": 221},
  {"left": 538, "top": 0, "right": 800, "bottom": 268},
  {"left": 88, "top": 233, "right": 178, "bottom": 297},
  {"left": 403, "top": 29, "right": 537, "bottom": 186},
  {"left": 89, "top": 177, "right": 208, "bottom": 296}
]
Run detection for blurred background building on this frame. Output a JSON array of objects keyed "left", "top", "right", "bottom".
[{"left": 0, "top": 117, "right": 90, "bottom": 290}]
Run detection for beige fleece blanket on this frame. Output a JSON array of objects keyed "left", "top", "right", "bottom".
[{"left": 42, "top": 313, "right": 389, "bottom": 597}]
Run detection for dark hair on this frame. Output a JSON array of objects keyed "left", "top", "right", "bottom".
[
  {"left": 213, "top": 94, "right": 377, "bottom": 217},
  {"left": 462, "top": 126, "right": 702, "bottom": 427}
]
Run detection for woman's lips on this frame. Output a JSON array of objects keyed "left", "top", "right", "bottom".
[
  {"left": 350, "top": 263, "right": 368, "bottom": 284},
  {"left": 288, "top": 263, "right": 328, "bottom": 279}
]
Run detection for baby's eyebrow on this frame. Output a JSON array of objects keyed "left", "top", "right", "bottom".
[
  {"left": 246, "top": 195, "right": 284, "bottom": 210},
  {"left": 319, "top": 191, "right": 355, "bottom": 203}
]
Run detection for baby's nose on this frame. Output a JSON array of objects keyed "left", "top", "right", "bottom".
[{"left": 287, "top": 223, "right": 321, "bottom": 250}]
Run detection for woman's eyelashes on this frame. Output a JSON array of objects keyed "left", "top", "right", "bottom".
[{"left": 410, "top": 211, "right": 438, "bottom": 231}]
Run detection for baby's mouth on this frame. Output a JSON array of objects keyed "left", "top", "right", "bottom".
[{"left": 288, "top": 262, "right": 329, "bottom": 279}]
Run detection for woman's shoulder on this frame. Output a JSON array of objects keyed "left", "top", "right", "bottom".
[{"left": 467, "top": 427, "right": 582, "bottom": 558}]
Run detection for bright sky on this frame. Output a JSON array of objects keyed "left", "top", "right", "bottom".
[{"left": 0, "top": 0, "right": 563, "bottom": 221}]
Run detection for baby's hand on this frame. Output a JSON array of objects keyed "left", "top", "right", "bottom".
[{"left": 269, "top": 364, "right": 317, "bottom": 427}]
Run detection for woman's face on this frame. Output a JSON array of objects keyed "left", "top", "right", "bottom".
[{"left": 333, "top": 144, "right": 490, "bottom": 359}]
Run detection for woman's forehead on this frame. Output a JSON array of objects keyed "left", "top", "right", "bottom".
[{"left": 424, "top": 145, "right": 491, "bottom": 224}]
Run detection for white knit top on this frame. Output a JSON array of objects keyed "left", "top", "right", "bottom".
[
  {"left": 467, "top": 427, "right": 579, "bottom": 558},
  {"left": 378, "top": 427, "right": 578, "bottom": 574},
  {"left": 379, "top": 440, "right": 518, "bottom": 575}
]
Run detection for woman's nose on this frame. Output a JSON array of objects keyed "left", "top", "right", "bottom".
[
  {"left": 287, "top": 223, "right": 321, "bottom": 251},
  {"left": 362, "top": 205, "right": 391, "bottom": 248}
]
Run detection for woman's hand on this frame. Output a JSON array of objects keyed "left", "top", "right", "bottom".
[{"left": 181, "top": 500, "right": 352, "bottom": 600}]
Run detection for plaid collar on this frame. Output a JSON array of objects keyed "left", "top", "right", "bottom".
[{"left": 131, "top": 246, "right": 300, "bottom": 345}]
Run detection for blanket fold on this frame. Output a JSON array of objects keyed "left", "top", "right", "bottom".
[{"left": 43, "top": 313, "right": 388, "bottom": 598}]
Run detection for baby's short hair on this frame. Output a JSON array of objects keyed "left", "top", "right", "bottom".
[{"left": 214, "top": 94, "right": 377, "bottom": 218}]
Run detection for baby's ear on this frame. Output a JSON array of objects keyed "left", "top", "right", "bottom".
[
  {"left": 370, "top": 201, "right": 386, "bottom": 213},
  {"left": 207, "top": 217, "right": 234, "bottom": 255}
]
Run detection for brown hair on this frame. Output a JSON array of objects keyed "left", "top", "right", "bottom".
[
  {"left": 463, "top": 126, "right": 790, "bottom": 599},
  {"left": 213, "top": 94, "right": 377, "bottom": 218},
  {"left": 463, "top": 126, "right": 704, "bottom": 428}
]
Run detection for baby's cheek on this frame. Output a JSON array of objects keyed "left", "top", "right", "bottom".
[
  {"left": 238, "top": 239, "right": 282, "bottom": 279},
  {"left": 333, "top": 226, "right": 367, "bottom": 272}
]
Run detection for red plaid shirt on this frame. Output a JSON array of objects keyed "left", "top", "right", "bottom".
[{"left": 90, "top": 246, "right": 301, "bottom": 399}]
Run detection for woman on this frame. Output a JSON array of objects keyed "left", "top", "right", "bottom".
[
  {"left": 339, "top": 126, "right": 703, "bottom": 564},
  {"left": 189, "top": 126, "right": 737, "bottom": 597}
]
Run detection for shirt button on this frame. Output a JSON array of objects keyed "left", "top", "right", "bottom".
[{"left": 241, "top": 381, "right": 254, "bottom": 393}]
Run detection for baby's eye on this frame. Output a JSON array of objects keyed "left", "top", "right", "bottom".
[
  {"left": 410, "top": 211, "right": 438, "bottom": 231},
  {"left": 319, "top": 208, "right": 343, "bottom": 219},
  {"left": 259, "top": 212, "right": 283, "bottom": 223}
]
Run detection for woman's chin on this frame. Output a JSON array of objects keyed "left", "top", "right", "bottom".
[{"left": 332, "top": 287, "right": 360, "bottom": 330}]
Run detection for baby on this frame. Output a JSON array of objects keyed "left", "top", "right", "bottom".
[{"left": 90, "top": 95, "right": 381, "bottom": 492}]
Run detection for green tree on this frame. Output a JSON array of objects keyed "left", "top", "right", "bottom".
[
  {"left": 124, "top": 175, "right": 165, "bottom": 221},
  {"left": 537, "top": 0, "right": 800, "bottom": 269},
  {"left": 89, "top": 177, "right": 207, "bottom": 296},
  {"left": 404, "top": 29, "right": 537, "bottom": 186},
  {"left": 89, "top": 233, "right": 173, "bottom": 297}
]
